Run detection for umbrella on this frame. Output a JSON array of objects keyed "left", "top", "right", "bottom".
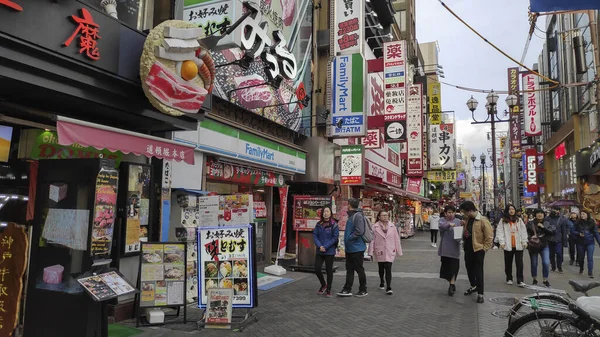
[{"left": 547, "top": 200, "right": 581, "bottom": 207}]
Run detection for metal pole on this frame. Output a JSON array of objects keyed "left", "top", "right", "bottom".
[
  {"left": 536, "top": 141, "right": 542, "bottom": 208},
  {"left": 491, "top": 110, "right": 498, "bottom": 213},
  {"left": 482, "top": 162, "right": 486, "bottom": 213}
]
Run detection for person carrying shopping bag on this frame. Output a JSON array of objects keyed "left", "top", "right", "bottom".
[
  {"left": 571, "top": 211, "right": 600, "bottom": 278},
  {"left": 312, "top": 206, "right": 339, "bottom": 297},
  {"left": 368, "top": 211, "right": 402, "bottom": 295},
  {"left": 438, "top": 205, "right": 462, "bottom": 296},
  {"left": 496, "top": 204, "right": 528, "bottom": 287},
  {"left": 526, "top": 209, "right": 555, "bottom": 287}
]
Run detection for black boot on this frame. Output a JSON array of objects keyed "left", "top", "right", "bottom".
[{"left": 448, "top": 284, "right": 455, "bottom": 296}]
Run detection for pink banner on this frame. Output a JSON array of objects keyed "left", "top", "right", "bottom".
[
  {"left": 407, "top": 178, "right": 422, "bottom": 194},
  {"left": 278, "top": 186, "right": 289, "bottom": 259},
  {"left": 57, "top": 117, "right": 195, "bottom": 164}
]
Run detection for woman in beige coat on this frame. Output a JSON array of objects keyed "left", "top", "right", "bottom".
[{"left": 496, "top": 204, "right": 528, "bottom": 287}]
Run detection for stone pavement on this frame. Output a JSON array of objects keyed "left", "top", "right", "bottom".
[{"left": 126, "top": 232, "right": 600, "bottom": 337}]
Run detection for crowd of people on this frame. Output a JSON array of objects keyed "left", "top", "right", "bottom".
[{"left": 310, "top": 198, "right": 600, "bottom": 305}]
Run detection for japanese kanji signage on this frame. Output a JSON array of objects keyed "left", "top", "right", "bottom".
[
  {"left": 64, "top": 8, "right": 101, "bottom": 61},
  {"left": 428, "top": 82, "right": 442, "bottom": 124},
  {"left": 198, "top": 225, "right": 256, "bottom": 308},
  {"left": 426, "top": 170, "right": 457, "bottom": 182},
  {"left": 0, "top": 0, "right": 21, "bottom": 11},
  {"left": 184, "top": 0, "right": 234, "bottom": 45},
  {"left": 429, "top": 123, "right": 455, "bottom": 170},
  {"left": 0, "top": 223, "right": 28, "bottom": 337},
  {"left": 406, "top": 84, "right": 423, "bottom": 176},
  {"left": 331, "top": 54, "right": 365, "bottom": 137},
  {"left": 383, "top": 41, "right": 407, "bottom": 89},
  {"left": 384, "top": 114, "right": 406, "bottom": 143},
  {"left": 340, "top": 145, "right": 364, "bottom": 185},
  {"left": 334, "top": 0, "right": 362, "bottom": 54},
  {"left": 507, "top": 68, "right": 521, "bottom": 114},
  {"left": 368, "top": 73, "right": 384, "bottom": 116},
  {"left": 362, "top": 129, "right": 382, "bottom": 149},
  {"left": 206, "top": 158, "right": 285, "bottom": 187},
  {"left": 522, "top": 73, "right": 542, "bottom": 136}
]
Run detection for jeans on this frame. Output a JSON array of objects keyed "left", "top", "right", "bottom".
[
  {"left": 343, "top": 251, "right": 367, "bottom": 292},
  {"left": 569, "top": 237, "right": 578, "bottom": 262},
  {"left": 577, "top": 244, "right": 595, "bottom": 275},
  {"left": 315, "top": 254, "right": 334, "bottom": 291},
  {"left": 504, "top": 249, "right": 524, "bottom": 283},
  {"left": 430, "top": 230, "right": 438, "bottom": 243},
  {"left": 530, "top": 246, "right": 550, "bottom": 279},
  {"left": 378, "top": 262, "right": 392, "bottom": 288},
  {"left": 464, "top": 245, "right": 486, "bottom": 295},
  {"left": 549, "top": 241, "right": 565, "bottom": 270}
]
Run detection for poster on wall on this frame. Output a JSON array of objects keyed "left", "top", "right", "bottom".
[
  {"left": 340, "top": 145, "right": 364, "bottom": 185},
  {"left": 124, "top": 165, "right": 151, "bottom": 254},
  {"left": 293, "top": 196, "right": 332, "bottom": 230},
  {"left": 139, "top": 243, "right": 186, "bottom": 307},
  {"left": 91, "top": 166, "right": 118, "bottom": 256},
  {"left": 197, "top": 225, "right": 256, "bottom": 308},
  {"left": 184, "top": 0, "right": 313, "bottom": 133}
]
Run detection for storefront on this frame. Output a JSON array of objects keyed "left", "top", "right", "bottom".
[
  {"left": 576, "top": 139, "right": 600, "bottom": 219},
  {"left": 1, "top": 2, "right": 206, "bottom": 336}
]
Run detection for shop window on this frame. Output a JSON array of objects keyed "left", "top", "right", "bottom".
[{"left": 84, "top": 0, "right": 153, "bottom": 31}]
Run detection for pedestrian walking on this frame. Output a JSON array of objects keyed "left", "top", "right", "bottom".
[
  {"left": 526, "top": 209, "right": 555, "bottom": 287},
  {"left": 368, "top": 211, "right": 402, "bottom": 295},
  {"left": 459, "top": 201, "right": 494, "bottom": 304},
  {"left": 313, "top": 206, "right": 339, "bottom": 298},
  {"left": 546, "top": 206, "right": 569, "bottom": 273},
  {"left": 429, "top": 211, "right": 440, "bottom": 247},
  {"left": 438, "top": 205, "right": 462, "bottom": 296},
  {"left": 568, "top": 212, "right": 579, "bottom": 266},
  {"left": 496, "top": 204, "right": 528, "bottom": 287},
  {"left": 571, "top": 211, "right": 600, "bottom": 278},
  {"left": 337, "top": 198, "right": 368, "bottom": 297},
  {"left": 521, "top": 212, "right": 529, "bottom": 225}
]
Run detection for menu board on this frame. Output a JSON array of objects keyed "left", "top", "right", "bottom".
[
  {"left": 139, "top": 243, "right": 186, "bottom": 307},
  {"left": 91, "top": 167, "right": 119, "bottom": 256},
  {"left": 77, "top": 271, "right": 136, "bottom": 302},
  {"left": 293, "top": 196, "right": 332, "bottom": 230},
  {"left": 198, "top": 225, "right": 255, "bottom": 308},
  {"left": 125, "top": 165, "right": 151, "bottom": 254},
  {"left": 206, "top": 288, "right": 233, "bottom": 329}
]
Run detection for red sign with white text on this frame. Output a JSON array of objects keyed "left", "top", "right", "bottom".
[{"left": 525, "top": 149, "right": 538, "bottom": 191}]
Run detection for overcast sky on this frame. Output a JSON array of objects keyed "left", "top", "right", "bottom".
[{"left": 416, "top": 0, "right": 544, "bottom": 172}]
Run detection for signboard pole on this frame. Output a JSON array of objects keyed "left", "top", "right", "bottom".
[{"left": 265, "top": 187, "right": 288, "bottom": 275}]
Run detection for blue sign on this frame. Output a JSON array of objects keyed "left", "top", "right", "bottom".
[{"left": 530, "top": 0, "right": 600, "bottom": 12}]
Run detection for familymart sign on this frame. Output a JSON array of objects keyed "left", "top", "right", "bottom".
[{"left": 331, "top": 53, "right": 365, "bottom": 137}]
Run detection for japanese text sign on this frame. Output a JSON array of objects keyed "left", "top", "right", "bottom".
[
  {"left": 334, "top": 0, "right": 362, "bottom": 54},
  {"left": 406, "top": 84, "right": 423, "bottom": 176},
  {"left": 426, "top": 170, "right": 457, "bottom": 182},
  {"left": 368, "top": 73, "right": 384, "bottom": 116},
  {"left": 428, "top": 123, "right": 455, "bottom": 170},
  {"left": 340, "top": 145, "right": 364, "bottom": 185},
  {"left": 428, "top": 82, "right": 442, "bottom": 124},
  {"left": 206, "top": 158, "right": 285, "bottom": 187},
  {"left": 383, "top": 41, "right": 407, "bottom": 90},
  {"left": 331, "top": 54, "right": 365, "bottom": 137},
  {"left": 184, "top": 0, "right": 234, "bottom": 42},
  {"left": 293, "top": 196, "right": 332, "bottom": 230},
  {"left": 507, "top": 67, "right": 521, "bottom": 114},
  {"left": 362, "top": 129, "right": 382, "bottom": 149},
  {"left": 198, "top": 225, "right": 255, "bottom": 308},
  {"left": 384, "top": 113, "right": 406, "bottom": 143},
  {"left": 522, "top": 73, "right": 542, "bottom": 136},
  {"left": 0, "top": 223, "right": 28, "bottom": 336},
  {"left": 64, "top": 8, "right": 101, "bottom": 61}
]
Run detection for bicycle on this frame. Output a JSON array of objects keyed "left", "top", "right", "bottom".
[
  {"left": 505, "top": 280, "right": 600, "bottom": 336},
  {"left": 507, "top": 280, "right": 600, "bottom": 327}
]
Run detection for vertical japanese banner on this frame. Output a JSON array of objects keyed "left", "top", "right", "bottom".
[
  {"left": 277, "top": 186, "right": 289, "bottom": 259},
  {"left": 428, "top": 82, "right": 442, "bottom": 124},
  {"left": 161, "top": 160, "right": 172, "bottom": 241},
  {"left": 331, "top": 54, "right": 365, "bottom": 137},
  {"left": 508, "top": 67, "right": 522, "bottom": 158},
  {"left": 383, "top": 41, "right": 407, "bottom": 116},
  {"left": 428, "top": 123, "right": 455, "bottom": 170},
  {"left": 507, "top": 68, "right": 520, "bottom": 114},
  {"left": 334, "top": 0, "right": 363, "bottom": 55},
  {"left": 522, "top": 73, "right": 542, "bottom": 136},
  {"left": 406, "top": 84, "right": 423, "bottom": 176}
]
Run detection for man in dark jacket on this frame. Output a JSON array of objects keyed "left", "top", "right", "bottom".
[
  {"left": 337, "top": 198, "right": 368, "bottom": 298},
  {"left": 546, "top": 206, "right": 568, "bottom": 273}
]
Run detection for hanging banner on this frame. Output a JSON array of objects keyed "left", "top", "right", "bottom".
[
  {"left": 197, "top": 225, "right": 256, "bottom": 308},
  {"left": 331, "top": 54, "right": 365, "bottom": 137},
  {"left": 406, "top": 85, "right": 423, "bottom": 176},
  {"left": 530, "top": 0, "right": 600, "bottom": 12},
  {"left": 91, "top": 166, "right": 119, "bottom": 257},
  {"left": 278, "top": 186, "right": 289, "bottom": 258},
  {"left": 522, "top": 73, "right": 542, "bottom": 136},
  {"left": 340, "top": 145, "right": 365, "bottom": 185},
  {"left": 334, "top": 0, "right": 362, "bottom": 55},
  {"left": 426, "top": 170, "right": 457, "bottom": 182},
  {"left": 293, "top": 196, "right": 332, "bottom": 230},
  {"left": 429, "top": 123, "right": 455, "bottom": 170},
  {"left": 525, "top": 149, "right": 539, "bottom": 192},
  {"left": 407, "top": 178, "right": 422, "bottom": 194},
  {"left": 428, "top": 82, "right": 442, "bottom": 124}
]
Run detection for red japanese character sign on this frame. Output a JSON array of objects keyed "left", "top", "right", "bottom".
[
  {"left": 0, "top": 0, "right": 21, "bottom": 11},
  {"left": 64, "top": 8, "right": 101, "bottom": 61},
  {"left": 362, "top": 129, "right": 381, "bottom": 149}
]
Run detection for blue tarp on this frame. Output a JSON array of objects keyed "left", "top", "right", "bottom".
[{"left": 530, "top": 0, "right": 600, "bottom": 12}]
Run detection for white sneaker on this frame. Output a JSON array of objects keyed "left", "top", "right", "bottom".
[
  {"left": 433, "top": 243, "right": 437, "bottom": 248},
  {"left": 507, "top": 280, "right": 513, "bottom": 285},
  {"left": 431, "top": 243, "right": 434, "bottom": 247},
  {"left": 518, "top": 282, "right": 526, "bottom": 287}
]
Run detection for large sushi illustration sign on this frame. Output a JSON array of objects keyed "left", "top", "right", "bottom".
[
  {"left": 197, "top": 224, "right": 256, "bottom": 308},
  {"left": 184, "top": 0, "right": 313, "bottom": 133}
]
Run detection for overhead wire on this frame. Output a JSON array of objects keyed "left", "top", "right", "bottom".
[{"left": 436, "top": 0, "right": 561, "bottom": 93}]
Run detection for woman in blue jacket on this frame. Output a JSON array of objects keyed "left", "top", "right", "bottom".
[
  {"left": 313, "top": 206, "right": 339, "bottom": 297},
  {"left": 571, "top": 211, "right": 600, "bottom": 278}
]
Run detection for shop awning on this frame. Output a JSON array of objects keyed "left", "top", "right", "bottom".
[
  {"left": 389, "top": 186, "right": 431, "bottom": 203},
  {"left": 57, "top": 116, "right": 195, "bottom": 164},
  {"left": 364, "top": 183, "right": 392, "bottom": 194}
]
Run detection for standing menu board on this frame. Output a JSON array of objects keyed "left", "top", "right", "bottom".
[
  {"left": 138, "top": 243, "right": 187, "bottom": 307},
  {"left": 77, "top": 270, "right": 136, "bottom": 302},
  {"left": 197, "top": 225, "right": 256, "bottom": 308},
  {"left": 292, "top": 196, "right": 332, "bottom": 230}
]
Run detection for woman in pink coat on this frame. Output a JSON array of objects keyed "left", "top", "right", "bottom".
[{"left": 368, "top": 211, "right": 403, "bottom": 294}]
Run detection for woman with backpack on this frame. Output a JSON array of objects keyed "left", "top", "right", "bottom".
[
  {"left": 313, "top": 206, "right": 339, "bottom": 297},
  {"left": 571, "top": 210, "right": 600, "bottom": 278},
  {"left": 368, "top": 210, "right": 402, "bottom": 295}
]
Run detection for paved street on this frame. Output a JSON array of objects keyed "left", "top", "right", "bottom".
[{"left": 127, "top": 232, "right": 600, "bottom": 337}]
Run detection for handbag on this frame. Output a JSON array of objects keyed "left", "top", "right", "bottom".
[
  {"left": 453, "top": 226, "right": 464, "bottom": 240},
  {"left": 528, "top": 223, "right": 541, "bottom": 250}
]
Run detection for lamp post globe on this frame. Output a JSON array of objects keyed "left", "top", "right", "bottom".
[
  {"left": 486, "top": 90, "right": 499, "bottom": 106},
  {"left": 466, "top": 96, "right": 478, "bottom": 112},
  {"left": 471, "top": 154, "right": 476, "bottom": 163},
  {"left": 480, "top": 153, "right": 486, "bottom": 163},
  {"left": 505, "top": 94, "right": 518, "bottom": 109}
]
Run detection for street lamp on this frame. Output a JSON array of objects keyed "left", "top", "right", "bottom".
[
  {"left": 471, "top": 154, "right": 493, "bottom": 213},
  {"left": 466, "top": 90, "right": 511, "bottom": 214}
]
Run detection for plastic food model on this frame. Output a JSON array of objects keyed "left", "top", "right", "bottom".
[{"left": 140, "top": 20, "right": 216, "bottom": 116}]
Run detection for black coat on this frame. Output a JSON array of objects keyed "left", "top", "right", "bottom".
[{"left": 526, "top": 220, "right": 556, "bottom": 249}]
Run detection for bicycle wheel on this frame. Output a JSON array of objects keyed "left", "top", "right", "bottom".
[
  {"left": 508, "top": 294, "right": 571, "bottom": 327},
  {"left": 505, "top": 311, "right": 585, "bottom": 337}
]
